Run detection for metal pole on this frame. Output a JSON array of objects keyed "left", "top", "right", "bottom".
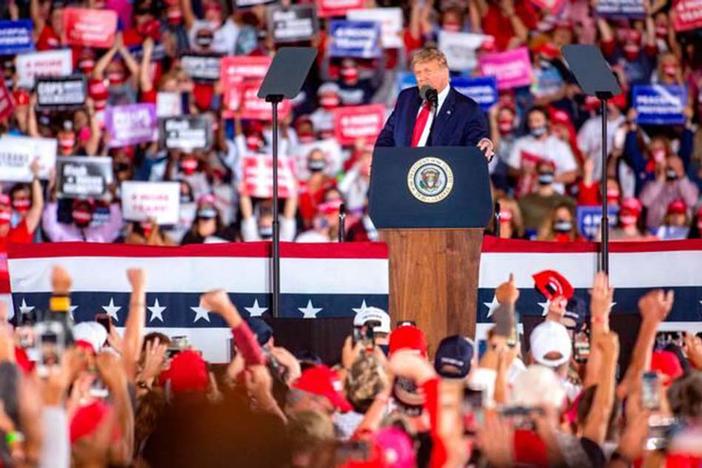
[
  {"left": 271, "top": 99, "right": 281, "bottom": 318},
  {"left": 494, "top": 201, "right": 501, "bottom": 238},
  {"left": 338, "top": 203, "right": 346, "bottom": 242},
  {"left": 599, "top": 98, "right": 609, "bottom": 274}
]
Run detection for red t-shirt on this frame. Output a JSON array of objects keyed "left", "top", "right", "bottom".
[
  {"left": 482, "top": 3, "right": 539, "bottom": 52},
  {"left": 0, "top": 219, "right": 32, "bottom": 254},
  {"left": 36, "top": 25, "right": 61, "bottom": 51}
]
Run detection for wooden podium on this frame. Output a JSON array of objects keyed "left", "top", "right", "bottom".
[{"left": 369, "top": 147, "right": 492, "bottom": 355}]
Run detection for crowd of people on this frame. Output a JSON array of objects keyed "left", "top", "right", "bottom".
[
  {"left": 0, "top": 0, "right": 701, "bottom": 252},
  {"left": 1, "top": 266, "right": 701, "bottom": 467}
]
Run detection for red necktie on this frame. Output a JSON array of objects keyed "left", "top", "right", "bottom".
[{"left": 411, "top": 102, "right": 432, "bottom": 147}]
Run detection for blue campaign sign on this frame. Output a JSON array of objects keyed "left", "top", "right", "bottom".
[
  {"left": 328, "top": 20, "right": 381, "bottom": 59},
  {"left": 577, "top": 205, "right": 619, "bottom": 241},
  {"left": 633, "top": 85, "right": 687, "bottom": 126},
  {"left": 0, "top": 20, "right": 34, "bottom": 55},
  {"left": 396, "top": 71, "right": 416, "bottom": 92},
  {"left": 452, "top": 76, "right": 498, "bottom": 111},
  {"left": 596, "top": 0, "right": 646, "bottom": 18}
]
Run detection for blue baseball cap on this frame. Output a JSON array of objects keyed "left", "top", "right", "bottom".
[{"left": 434, "top": 335, "right": 474, "bottom": 379}]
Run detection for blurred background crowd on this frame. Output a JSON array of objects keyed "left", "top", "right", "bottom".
[{"left": 0, "top": 0, "right": 701, "bottom": 254}]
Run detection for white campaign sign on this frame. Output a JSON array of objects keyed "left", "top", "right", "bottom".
[
  {"left": 15, "top": 49, "right": 72, "bottom": 88},
  {"left": 348, "top": 8, "right": 403, "bottom": 48},
  {"left": 0, "top": 135, "right": 57, "bottom": 182},
  {"left": 438, "top": 31, "right": 487, "bottom": 71},
  {"left": 121, "top": 181, "right": 181, "bottom": 225}
]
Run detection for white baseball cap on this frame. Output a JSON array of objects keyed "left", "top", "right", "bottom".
[
  {"left": 353, "top": 307, "right": 391, "bottom": 334},
  {"left": 510, "top": 365, "right": 566, "bottom": 409},
  {"left": 72, "top": 322, "right": 108, "bottom": 354},
  {"left": 529, "top": 320, "right": 572, "bottom": 368}
]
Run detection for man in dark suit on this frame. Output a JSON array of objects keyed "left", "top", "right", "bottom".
[{"left": 375, "top": 47, "right": 495, "bottom": 161}]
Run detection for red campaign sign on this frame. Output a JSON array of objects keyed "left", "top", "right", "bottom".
[
  {"left": 64, "top": 8, "right": 118, "bottom": 48},
  {"left": 530, "top": 0, "right": 566, "bottom": 11},
  {"left": 316, "top": 0, "right": 364, "bottom": 18},
  {"left": 220, "top": 56, "right": 272, "bottom": 90},
  {"left": 237, "top": 80, "right": 292, "bottom": 121},
  {"left": 332, "top": 104, "right": 386, "bottom": 146},
  {"left": 673, "top": 0, "right": 702, "bottom": 31},
  {"left": 241, "top": 154, "right": 297, "bottom": 199},
  {"left": 0, "top": 80, "right": 14, "bottom": 122}
]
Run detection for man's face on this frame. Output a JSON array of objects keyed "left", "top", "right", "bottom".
[{"left": 413, "top": 59, "right": 449, "bottom": 93}]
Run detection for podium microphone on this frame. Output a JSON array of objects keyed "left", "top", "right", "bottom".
[{"left": 419, "top": 85, "right": 438, "bottom": 108}]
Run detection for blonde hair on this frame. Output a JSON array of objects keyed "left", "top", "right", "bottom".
[{"left": 411, "top": 47, "right": 449, "bottom": 69}]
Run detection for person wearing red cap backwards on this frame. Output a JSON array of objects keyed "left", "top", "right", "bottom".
[
  {"left": 655, "top": 199, "right": 692, "bottom": 240},
  {"left": 0, "top": 160, "right": 43, "bottom": 256}
]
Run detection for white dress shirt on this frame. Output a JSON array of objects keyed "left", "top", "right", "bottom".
[{"left": 416, "top": 85, "right": 451, "bottom": 147}]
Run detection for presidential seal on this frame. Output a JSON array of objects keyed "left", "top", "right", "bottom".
[{"left": 407, "top": 157, "right": 454, "bottom": 203}]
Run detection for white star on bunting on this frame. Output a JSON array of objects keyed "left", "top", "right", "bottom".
[
  {"left": 298, "top": 300, "right": 322, "bottom": 319},
  {"left": 102, "top": 298, "right": 122, "bottom": 321},
  {"left": 19, "top": 298, "right": 34, "bottom": 315},
  {"left": 191, "top": 305, "right": 211, "bottom": 323},
  {"left": 538, "top": 300, "right": 551, "bottom": 316},
  {"left": 68, "top": 305, "right": 78, "bottom": 321},
  {"left": 352, "top": 300, "right": 371, "bottom": 315},
  {"left": 148, "top": 298, "right": 166, "bottom": 323},
  {"left": 483, "top": 295, "right": 500, "bottom": 318},
  {"left": 245, "top": 299, "right": 267, "bottom": 318}
]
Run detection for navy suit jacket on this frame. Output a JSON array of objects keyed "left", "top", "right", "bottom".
[{"left": 375, "top": 86, "right": 489, "bottom": 148}]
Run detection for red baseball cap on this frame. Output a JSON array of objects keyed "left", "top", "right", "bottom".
[
  {"left": 388, "top": 325, "right": 428, "bottom": 357},
  {"left": 161, "top": 350, "right": 209, "bottom": 394},
  {"left": 620, "top": 197, "right": 642, "bottom": 215},
  {"left": 651, "top": 350, "right": 684, "bottom": 386},
  {"left": 532, "top": 270, "right": 574, "bottom": 301},
  {"left": 293, "top": 365, "right": 352, "bottom": 412},
  {"left": 667, "top": 199, "right": 687, "bottom": 216}
]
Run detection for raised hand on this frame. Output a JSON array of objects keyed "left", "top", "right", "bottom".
[
  {"left": 638, "top": 289, "right": 674, "bottom": 324},
  {"left": 495, "top": 273, "right": 519, "bottom": 305},
  {"left": 126, "top": 268, "right": 146, "bottom": 291},
  {"left": 200, "top": 289, "right": 242, "bottom": 327},
  {"left": 140, "top": 338, "right": 168, "bottom": 383},
  {"left": 388, "top": 349, "right": 436, "bottom": 384},
  {"left": 51, "top": 265, "right": 72, "bottom": 295},
  {"left": 590, "top": 271, "right": 614, "bottom": 328}
]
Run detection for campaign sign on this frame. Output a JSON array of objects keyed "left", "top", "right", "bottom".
[
  {"left": 63, "top": 8, "right": 117, "bottom": 48},
  {"left": 0, "top": 136, "right": 56, "bottom": 182},
  {"left": 328, "top": 20, "right": 382, "bottom": 59},
  {"left": 577, "top": 206, "right": 619, "bottom": 241},
  {"left": 438, "top": 31, "right": 487, "bottom": 71},
  {"left": 181, "top": 54, "right": 221, "bottom": 82},
  {"left": 235, "top": 0, "right": 278, "bottom": 6},
  {"left": 332, "top": 104, "right": 386, "bottom": 146},
  {"left": 105, "top": 103, "right": 158, "bottom": 148},
  {"left": 268, "top": 4, "right": 318, "bottom": 43},
  {"left": 156, "top": 92, "right": 182, "bottom": 118},
  {"left": 238, "top": 80, "right": 292, "bottom": 121},
  {"left": 596, "top": 0, "right": 646, "bottom": 18},
  {"left": 56, "top": 156, "right": 113, "bottom": 199},
  {"left": 16, "top": 49, "right": 72, "bottom": 88},
  {"left": 316, "top": 0, "right": 364, "bottom": 18},
  {"left": 121, "top": 181, "right": 180, "bottom": 225},
  {"left": 160, "top": 116, "right": 213, "bottom": 151},
  {"left": 0, "top": 20, "right": 34, "bottom": 55},
  {"left": 673, "top": 0, "right": 702, "bottom": 32},
  {"left": 452, "top": 76, "right": 498, "bottom": 111},
  {"left": 633, "top": 85, "right": 687, "bottom": 125},
  {"left": 220, "top": 56, "right": 271, "bottom": 96},
  {"left": 240, "top": 154, "right": 297, "bottom": 199},
  {"left": 35, "top": 75, "right": 87, "bottom": 109},
  {"left": 0, "top": 79, "right": 13, "bottom": 122},
  {"left": 396, "top": 71, "right": 417, "bottom": 92},
  {"left": 348, "top": 8, "right": 403, "bottom": 49},
  {"left": 479, "top": 47, "right": 533, "bottom": 90}
]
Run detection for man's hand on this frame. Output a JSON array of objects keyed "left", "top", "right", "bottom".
[
  {"left": 477, "top": 138, "right": 495, "bottom": 161},
  {"left": 590, "top": 272, "right": 614, "bottom": 329},
  {"left": 684, "top": 334, "right": 702, "bottom": 371},
  {"left": 638, "top": 289, "right": 674, "bottom": 324},
  {"left": 495, "top": 273, "right": 519, "bottom": 305},
  {"left": 126, "top": 268, "right": 146, "bottom": 291},
  {"left": 200, "top": 290, "right": 242, "bottom": 327},
  {"left": 388, "top": 349, "right": 436, "bottom": 385}
]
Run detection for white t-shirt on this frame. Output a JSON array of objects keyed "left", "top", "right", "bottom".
[
  {"left": 240, "top": 216, "right": 296, "bottom": 242},
  {"left": 507, "top": 134, "right": 578, "bottom": 194},
  {"left": 188, "top": 19, "right": 239, "bottom": 55},
  {"left": 577, "top": 114, "right": 625, "bottom": 181}
]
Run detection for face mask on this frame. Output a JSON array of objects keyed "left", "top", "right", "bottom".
[
  {"left": 553, "top": 219, "right": 572, "bottom": 233},
  {"left": 606, "top": 188, "right": 620, "bottom": 204},
  {"left": 180, "top": 195, "right": 192, "bottom": 204},
  {"left": 530, "top": 125, "right": 547, "bottom": 138},
  {"left": 320, "top": 95, "right": 340, "bottom": 109},
  {"left": 78, "top": 127, "right": 91, "bottom": 143},
  {"left": 498, "top": 119, "right": 513, "bottom": 134},
  {"left": 297, "top": 131, "right": 315, "bottom": 143},
  {"left": 246, "top": 135, "right": 263, "bottom": 151},
  {"left": 180, "top": 159, "right": 198, "bottom": 175},
  {"left": 656, "top": 25, "right": 668, "bottom": 38},
  {"left": 12, "top": 199, "right": 30, "bottom": 214},
  {"left": 623, "top": 43, "right": 640, "bottom": 61},
  {"left": 79, "top": 59, "right": 95, "bottom": 74},
  {"left": 259, "top": 226, "right": 273, "bottom": 239},
  {"left": 442, "top": 21, "right": 461, "bottom": 32},
  {"left": 0, "top": 211, "right": 10, "bottom": 225},
  {"left": 620, "top": 214, "right": 637, "bottom": 227},
  {"left": 538, "top": 171, "right": 555, "bottom": 185},
  {"left": 340, "top": 67, "right": 359, "bottom": 84},
  {"left": 167, "top": 8, "right": 183, "bottom": 25},
  {"left": 652, "top": 149, "right": 666, "bottom": 162},
  {"left": 108, "top": 71, "right": 126, "bottom": 86},
  {"left": 59, "top": 135, "right": 75, "bottom": 150},
  {"left": 666, "top": 169, "right": 678, "bottom": 181},
  {"left": 308, "top": 159, "right": 326, "bottom": 173},
  {"left": 72, "top": 209, "right": 92, "bottom": 227},
  {"left": 141, "top": 222, "right": 153, "bottom": 237}
]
